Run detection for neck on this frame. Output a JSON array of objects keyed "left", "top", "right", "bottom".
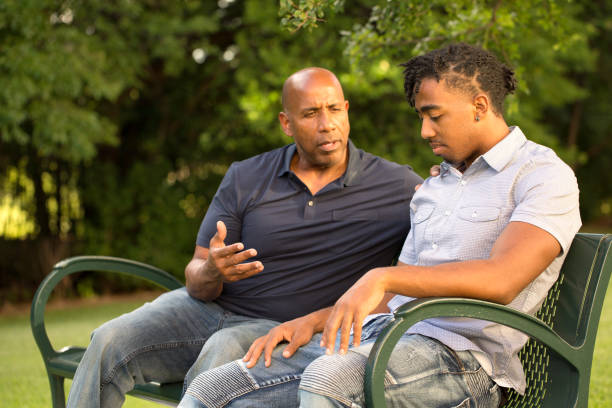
[
  {"left": 291, "top": 154, "right": 348, "bottom": 195},
  {"left": 464, "top": 116, "right": 510, "bottom": 169}
]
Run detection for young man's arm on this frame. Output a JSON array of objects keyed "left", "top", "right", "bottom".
[{"left": 320, "top": 221, "right": 561, "bottom": 355}]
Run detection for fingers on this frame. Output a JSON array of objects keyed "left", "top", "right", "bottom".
[
  {"left": 351, "top": 318, "right": 362, "bottom": 349},
  {"left": 338, "top": 312, "right": 354, "bottom": 355},
  {"left": 209, "top": 221, "right": 227, "bottom": 248},
  {"left": 244, "top": 330, "right": 285, "bottom": 368},
  {"left": 212, "top": 245, "right": 258, "bottom": 266},
  {"left": 282, "top": 331, "right": 310, "bottom": 359},
  {"left": 414, "top": 183, "right": 422, "bottom": 191},
  {"left": 429, "top": 164, "right": 441, "bottom": 177},
  {"left": 216, "top": 220, "right": 227, "bottom": 242},
  {"left": 321, "top": 310, "right": 342, "bottom": 355},
  {"left": 220, "top": 260, "right": 264, "bottom": 282},
  {"left": 243, "top": 336, "right": 267, "bottom": 368},
  {"left": 263, "top": 336, "right": 279, "bottom": 367}
]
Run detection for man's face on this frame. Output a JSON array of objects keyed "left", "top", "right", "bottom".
[
  {"left": 280, "top": 73, "right": 350, "bottom": 170},
  {"left": 414, "top": 77, "right": 482, "bottom": 167}
]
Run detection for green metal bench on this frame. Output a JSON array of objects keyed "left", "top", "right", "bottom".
[
  {"left": 30, "top": 256, "right": 185, "bottom": 407},
  {"left": 32, "top": 233, "right": 611, "bottom": 407},
  {"left": 365, "top": 233, "right": 612, "bottom": 408}
]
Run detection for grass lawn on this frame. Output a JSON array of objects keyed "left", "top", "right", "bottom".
[{"left": 1, "top": 291, "right": 611, "bottom": 408}]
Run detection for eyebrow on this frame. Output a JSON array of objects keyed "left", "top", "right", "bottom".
[
  {"left": 301, "top": 103, "right": 342, "bottom": 113},
  {"left": 415, "top": 104, "right": 441, "bottom": 114}
]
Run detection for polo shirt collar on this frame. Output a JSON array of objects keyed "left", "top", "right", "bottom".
[
  {"left": 481, "top": 126, "right": 527, "bottom": 172},
  {"left": 439, "top": 126, "right": 527, "bottom": 175},
  {"left": 278, "top": 139, "right": 361, "bottom": 187}
]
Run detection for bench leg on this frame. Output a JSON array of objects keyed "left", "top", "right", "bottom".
[{"left": 48, "top": 373, "right": 66, "bottom": 408}]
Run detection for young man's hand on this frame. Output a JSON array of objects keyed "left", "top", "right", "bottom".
[{"left": 319, "top": 270, "right": 387, "bottom": 355}]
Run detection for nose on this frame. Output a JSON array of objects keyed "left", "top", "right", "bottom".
[
  {"left": 420, "top": 117, "right": 435, "bottom": 140},
  {"left": 318, "top": 109, "right": 336, "bottom": 132}
]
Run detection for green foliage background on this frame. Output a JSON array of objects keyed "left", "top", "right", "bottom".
[{"left": 0, "top": 0, "right": 610, "bottom": 302}]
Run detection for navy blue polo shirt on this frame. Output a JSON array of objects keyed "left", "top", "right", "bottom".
[{"left": 196, "top": 140, "right": 422, "bottom": 322}]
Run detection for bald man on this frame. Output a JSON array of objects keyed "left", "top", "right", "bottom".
[{"left": 66, "top": 68, "right": 423, "bottom": 408}]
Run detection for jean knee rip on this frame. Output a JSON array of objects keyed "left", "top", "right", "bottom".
[
  {"left": 185, "top": 361, "right": 256, "bottom": 408},
  {"left": 300, "top": 352, "right": 395, "bottom": 407}
]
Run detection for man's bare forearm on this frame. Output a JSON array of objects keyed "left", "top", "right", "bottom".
[{"left": 185, "top": 258, "right": 223, "bottom": 301}]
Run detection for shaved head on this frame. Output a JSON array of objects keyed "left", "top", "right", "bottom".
[{"left": 281, "top": 67, "right": 345, "bottom": 113}]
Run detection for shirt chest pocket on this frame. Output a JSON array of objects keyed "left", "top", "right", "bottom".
[
  {"left": 413, "top": 205, "right": 434, "bottom": 224},
  {"left": 453, "top": 206, "right": 501, "bottom": 257}
]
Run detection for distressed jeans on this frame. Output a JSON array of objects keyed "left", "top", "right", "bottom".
[
  {"left": 66, "top": 288, "right": 278, "bottom": 408},
  {"left": 179, "top": 314, "right": 501, "bottom": 408}
]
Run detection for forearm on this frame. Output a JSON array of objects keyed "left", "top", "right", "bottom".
[
  {"left": 375, "top": 222, "right": 562, "bottom": 305},
  {"left": 375, "top": 260, "right": 515, "bottom": 304},
  {"left": 185, "top": 258, "right": 223, "bottom": 301}
]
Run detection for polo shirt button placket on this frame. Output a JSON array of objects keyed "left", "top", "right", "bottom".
[{"left": 304, "top": 198, "right": 315, "bottom": 219}]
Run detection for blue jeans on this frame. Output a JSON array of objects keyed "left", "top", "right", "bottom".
[
  {"left": 66, "top": 288, "right": 278, "bottom": 408},
  {"left": 179, "top": 315, "right": 501, "bottom": 408}
]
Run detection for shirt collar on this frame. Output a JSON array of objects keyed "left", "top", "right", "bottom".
[
  {"left": 439, "top": 126, "right": 527, "bottom": 175},
  {"left": 480, "top": 126, "right": 527, "bottom": 172},
  {"left": 278, "top": 139, "right": 360, "bottom": 187}
]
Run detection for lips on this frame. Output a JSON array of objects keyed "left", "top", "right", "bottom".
[
  {"left": 318, "top": 140, "right": 340, "bottom": 152},
  {"left": 428, "top": 141, "right": 445, "bottom": 154}
]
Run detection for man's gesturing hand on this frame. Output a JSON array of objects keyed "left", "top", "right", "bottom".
[
  {"left": 320, "top": 270, "right": 386, "bottom": 355},
  {"left": 207, "top": 220, "right": 263, "bottom": 282}
]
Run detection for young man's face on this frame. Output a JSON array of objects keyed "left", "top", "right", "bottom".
[
  {"left": 280, "top": 73, "right": 350, "bottom": 171},
  {"left": 414, "top": 77, "right": 483, "bottom": 167}
]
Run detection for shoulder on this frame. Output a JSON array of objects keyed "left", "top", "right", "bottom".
[
  {"left": 231, "top": 145, "right": 288, "bottom": 172},
  {"left": 227, "top": 145, "right": 290, "bottom": 183},
  {"left": 513, "top": 140, "right": 578, "bottom": 193},
  {"left": 354, "top": 147, "right": 422, "bottom": 183}
]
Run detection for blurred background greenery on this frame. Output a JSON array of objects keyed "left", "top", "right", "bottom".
[{"left": 0, "top": 0, "right": 610, "bottom": 305}]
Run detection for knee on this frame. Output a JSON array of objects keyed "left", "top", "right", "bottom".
[
  {"left": 184, "top": 361, "right": 253, "bottom": 408},
  {"left": 185, "top": 327, "right": 257, "bottom": 386},
  {"left": 299, "top": 352, "right": 366, "bottom": 405},
  {"left": 88, "top": 318, "right": 136, "bottom": 360}
]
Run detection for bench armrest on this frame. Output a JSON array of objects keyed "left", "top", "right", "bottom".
[
  {"left": 364, "top": 297, "right": 574, "bottom": 407},
  {"left": 30, "top": 256, "right": 184, "bottom": 362}
]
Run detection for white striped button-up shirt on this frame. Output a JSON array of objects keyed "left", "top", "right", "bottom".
[{"left": 388, "top": 126, "right": 581, "bottom": 393}]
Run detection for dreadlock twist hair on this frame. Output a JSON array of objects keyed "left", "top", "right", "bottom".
[{"left": 401, "top": 43, "right": 517, "bottom": 115}]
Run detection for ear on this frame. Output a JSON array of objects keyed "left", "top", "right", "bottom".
[
  {"left": 278, "top": 112, "right": 293, "bottom": 137},
  {"left": 473, "top": 94, "right": 489, "bottom": 120}
]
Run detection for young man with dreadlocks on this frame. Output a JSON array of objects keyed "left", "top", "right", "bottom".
[{"left": 178, "top": 43, "right": 581, "bottom": 408}]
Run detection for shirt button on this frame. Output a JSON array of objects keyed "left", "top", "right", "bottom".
[
  {"left": 444, "top": 210, "right": 451, "bottom": 216},
  {"left": 460, "top": 180, "right": 467, "bottom": 186},
  {"left": 432, "top": 243, "right": 438, "bottom": 249},
  {"left": 308, "top": 200, "right": 314, "bottom": 207},
  {"left": 472, "top": 212, "right": 477, "bottom": 217}
]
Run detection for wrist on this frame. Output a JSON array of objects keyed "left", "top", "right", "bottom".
[
  {"left": 201, "top": 259, "right": 222, "bottom": 282},
  {"left": 367, "top": 267, "right": 391, "bottom": 292},
  {"left": 303, "top": 307, "right": 332, "bottom": 332}
]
